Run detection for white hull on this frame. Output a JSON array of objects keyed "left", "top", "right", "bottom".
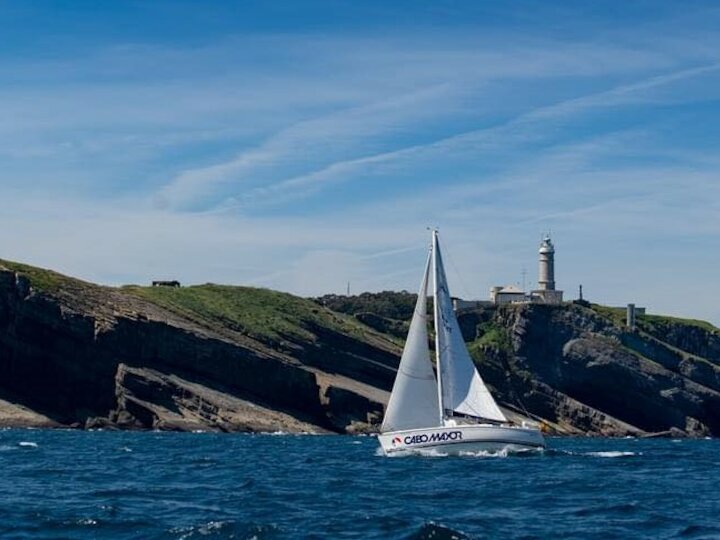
[{"left": 378, "top": 424, "right": 545, "bottom": 456}]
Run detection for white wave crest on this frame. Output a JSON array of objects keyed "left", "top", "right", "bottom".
[
  {"left": 379, "top": 447, "right": 451, "bottom": 458},
  {"left": 377, "top": 445, "right": 543, "bottom": 458},
  {"left": 18, "top": 441, "right": 38, "bottom": 448},
  {"left": 458, "top": 448, "right": 509, "bottom": 458},
  {"left": 172, "top": 520, "right": 231, "bottom": 540},
  {"left": 258, "top": 430, "right": 321, "bottom": 436},
  {"left": 584, "top": 451, "right": 639, "bottom": 458}
]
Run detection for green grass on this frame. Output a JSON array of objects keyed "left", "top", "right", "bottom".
[
  {"left": 476, "top": 326, "right": 512, "bottom": 351},
  {"left": 1, "top": 258, "right": 383, "bottom": 346},
  {"left": 589, "top": 302, "right": 718, "bottom": 334},
  {"left": 0, "top": 259, "right": 78, "bottom": 293},
  {"left": 639, "top": 313, "right": 718, "bottom": 334},
  {"left": 468, "top": 321, "right": 513, "bottom": 357},
  {"left": 589, "top": 304, "right": 627, "bottom": 327},
  {"left": 124, "top": 283, "right": 368, "bottom": 344}
]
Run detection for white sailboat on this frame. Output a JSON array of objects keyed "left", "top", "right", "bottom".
[{"left": 378, "top": 230, "right": 545, "bottom": 455}]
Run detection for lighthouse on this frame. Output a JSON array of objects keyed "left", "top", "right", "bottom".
[
  {"left": 487, "top": 235, "right": 564, "bottom": 306},
  {"left": 538, "top": 235, "right": 555, "bottom": 291},
  {"left": 532, "top": 235, "right": 563, "bottom": 304}
]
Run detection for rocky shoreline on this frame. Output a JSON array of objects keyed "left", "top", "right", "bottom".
[{"left": 1, "top": 260, "right": 718, "bottom": 437}]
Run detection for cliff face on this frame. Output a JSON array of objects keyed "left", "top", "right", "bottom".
[
  {"left": 1, "top": 261, "right": 719, "bottom": 437},
  {"left": 0, "top": 262, "right": 399, "bottom": 433},
  {"left": 324, "top": 291, "right": 720, "bottom": 437},
  {"left": 458, "top": 304, "right": 720, "bottom": 437}
]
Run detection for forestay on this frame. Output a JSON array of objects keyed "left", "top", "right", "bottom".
[
  {"left": 381, "top": 252, "right": 441, "bottom": 432},
  {"left": 433, "top": 237, "right": 507, "bottom": 423}
]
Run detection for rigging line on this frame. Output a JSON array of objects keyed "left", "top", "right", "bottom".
[
  {"left": 508, "top": 375, "right": 532, "bottom": 419},
  {"left": 441, "top": 239, "right": 474, "bottom": 301},
  {"left": 516, "top": 397, "right": 531, "bottom": 419}
]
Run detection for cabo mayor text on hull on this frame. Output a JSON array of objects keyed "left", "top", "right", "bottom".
[
  {"left": 378, "top": 230, "right": 545, "bottom": 456},
  {"left": 396, "top": 430, "right": 463, "bottom": 446}
]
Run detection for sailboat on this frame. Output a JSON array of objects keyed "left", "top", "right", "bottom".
[{"left": 378, "top": 230, "right": 545, "bottom": 455}]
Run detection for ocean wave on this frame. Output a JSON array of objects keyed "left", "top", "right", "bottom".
[
  {"left": 406, "top": 522, "right": 469, "bottom": 540},
  {"left": 679, "top": 524, "right": 720, "bottom": 537},
  {"left": 458, "top": 448, "right": 511, "bottom": 458},
  {"left": 381, "top": 448, "right": 450, "bottom": 458},
  {"left": 543, "top": 448, "right": 640, "bottom": 458},
  {"left": 573, "top": 501, "right": 641, "bottom": 517},
  {"left": 459, "top": 447, "right": 544, "bottom": 458},
  {"left": 583, "top": 451, "right": 640, "bottom": 458},
  {"left": 381, "top": 446, "right": 638, "bottom": 459},
  {"left": 378, "top": 446, "right": 542, "bottom": 459},
  {"left": 18, "top": 441, "right": 38, "bottom": 448},
  {"left": 170, "top": 520, "right": 278, "bottom": 539},
  {"left": 258, "top": 430, "right": 321, "bottom": 437}
]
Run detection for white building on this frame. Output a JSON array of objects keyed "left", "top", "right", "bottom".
[{"left": 490, "top": 285, "right": 528, "bottom": 305}]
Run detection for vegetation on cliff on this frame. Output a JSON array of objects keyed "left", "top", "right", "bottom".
[
  {"left": 590, "top": 303, "right": 718, "bottom": 334},
  {"left": 0, "top": 259, "right": 82, "bottom": 293},
  {"left": 316, "top": 291, "right": 416, "bottom": 340},
  {"left": 126, "top": 284, "right": 373, "bottom": 346},
  {"left": 316, "top": 291, "right": 417, "bottom": 321}
]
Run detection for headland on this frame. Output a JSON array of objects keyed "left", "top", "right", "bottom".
[{"left": 1, "top": 259, "right": 718, "bottom": 437}]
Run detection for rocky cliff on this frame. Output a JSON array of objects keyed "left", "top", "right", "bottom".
[
  {"left": 0, "top": 260, "right": 400, "bottom": 433},
  {"left": 457, "top": 303, "right": 720, "bottom": 437},
  {"left": 1, "top": 261, "right": 719, "bottom": 437}
]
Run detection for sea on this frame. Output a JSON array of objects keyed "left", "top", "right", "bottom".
[{"left": 0, "top": 430, "right": 718, "bottom": 539}]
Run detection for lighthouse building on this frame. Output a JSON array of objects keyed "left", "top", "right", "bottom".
[
  {"left": 488, "top": 235, "right": 564, "bottom": 305},
  {"left": 530, "top": 235, "right": 563, "bottom": 304}
]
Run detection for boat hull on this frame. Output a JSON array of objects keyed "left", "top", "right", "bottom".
[{"left": 378, "top": 424, "right": 545, "bottom": 456}]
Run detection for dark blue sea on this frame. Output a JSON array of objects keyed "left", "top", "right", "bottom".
[{"left": 1, "top": 430, "right": 718, "bottom": 539}]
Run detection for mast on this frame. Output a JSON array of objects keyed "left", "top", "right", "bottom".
[{"left": 432, "top": 229, "right": 445, "bottom": 425}]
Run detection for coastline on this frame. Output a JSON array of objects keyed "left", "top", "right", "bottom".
[{"left": 1, "top": 260, "right": 719, "bottom": 438}]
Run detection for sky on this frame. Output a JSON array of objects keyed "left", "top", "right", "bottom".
[{"left": 0, "top": 1, "right": 719, "bottom": 324}]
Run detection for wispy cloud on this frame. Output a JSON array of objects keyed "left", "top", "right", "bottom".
[
  {"left": 194, "top": 60, "right": 720, "bottom": 215},
  {"left": 151, "top": 33, "right": 703, "bottom": 211}
]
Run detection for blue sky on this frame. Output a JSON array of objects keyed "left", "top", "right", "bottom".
[{"left": 1, "top": 1, "right": 719, "bottom": 324}]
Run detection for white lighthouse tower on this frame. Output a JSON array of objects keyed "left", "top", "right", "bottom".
[
  {"left": 538, "top": 235, "right": 555, "bottom": 291},
  {"left": 532, "top": 235, "right": 563, "bottom": 304}
]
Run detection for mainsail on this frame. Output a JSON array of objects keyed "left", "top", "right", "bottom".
[
  {"left": 433, "top": 233, "right": 507, "bottom": 423},
  {"left": 381, "top": 251, "right": 441, "bottom": 432}
]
